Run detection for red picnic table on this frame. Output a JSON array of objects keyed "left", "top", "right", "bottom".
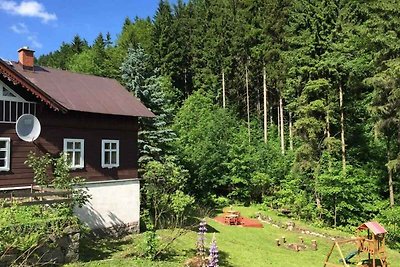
[{"left": 224, "top": 210, "right": 241, "bottom": 225}]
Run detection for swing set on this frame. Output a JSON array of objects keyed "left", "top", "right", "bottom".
[{"left": 324, "top": 222, "right": 388, "bottom": 267}]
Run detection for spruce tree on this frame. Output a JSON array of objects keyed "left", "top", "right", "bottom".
[{"left": 121, "top": 47, "right": 176, "bottom": 165}]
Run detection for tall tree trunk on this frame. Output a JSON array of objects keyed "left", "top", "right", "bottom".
[
  {"left": 387, "top": 146, "right": 395, "bottom": 208},
  {"left": 263, "top": 67, "right": 268, "bottom": 143},
  {"left": 257, "top": 88, "right": 261, "bottom": 118},
  {"left": 279, "top": 94, "right": 285, "bottom": 155},
  {"left": 326, "top": 115, "right": 331, "bottom": 139},
  {"left": 289, "top": 112, "right": 293, "bottom": 150},
  {"left": 388, "top": 166, "right": 394, "bottom": 208},
  {"left": 246, "top": 65, "right": 250, "bottom": 142},
  {"left": 222, "top": 70, "right": 226, "bottom": 109},
  {"left": 334, "top": 196, "right": 337, "bottom": 228},
  {"left": 270, "top": 106, "right": 273, "bottom": 125},
  {"left": 184, "top": 68, "right": 187, "bottom": 97},
  {"left": 277, "top": 103, "right": 281, "bottom": 138},
  {"left": 326, "top": 113, "right": 331, "bottom": 152},
  {"left": 339, "top": 84, "right": 346, "bottom": 171},
  {"left": 326, "top": 113, "right": 333, "bottom": 169}
]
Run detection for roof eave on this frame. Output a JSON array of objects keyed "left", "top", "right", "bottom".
[{"left": 0, "top": 60, "right": 67, "bottom": 113}]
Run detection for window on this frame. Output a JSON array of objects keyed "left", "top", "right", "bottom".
[
  {"left": 0, "top": 81, "right": 25, "bottom": 101},
  {"left": 0, "top": 138, "right": 10, "bottom": 171},
  {"left": 0, "top": 80, "right": 36, "bottom": 123},
  {"left": 63, "top": 139, "right": 84, "bottom": 169},
  {"left": 3, "top": 87, "right": 17, "bottom": 98},
  {"left": 102, "top": 140, "right": 119, "bottom": 168}
]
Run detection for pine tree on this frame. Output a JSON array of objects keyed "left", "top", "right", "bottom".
[
  {"left": 367, "top": 59, "right": 400, "bottom": 207},
  {"left": 105, "top": 32, "right": 113, "bottom": 47},
  {"left": 71, "top": 34, "right": 88, "bottom": 54},
  {"left": 117, "top": 17, "right": 153, "bottom": 52},
  {"left": 121, "top": 47, "right": 176, "bottom": 165}
]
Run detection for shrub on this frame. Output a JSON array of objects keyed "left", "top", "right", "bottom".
[
  {"left": 0, "top": 205, "right": 79, "bottom": 255},
  {"left": 377, "top": 206, "right": 400, "bottom": 250},
  {"left": 142, "top": 157, "right": 194, "bottom": 229},
  {"left": 25, "top": 152, "right": 90, "bottom": 210}
]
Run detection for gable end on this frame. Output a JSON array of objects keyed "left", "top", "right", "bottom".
[{"left": 0, "top": 60, "right": 66, "bottom": 113}]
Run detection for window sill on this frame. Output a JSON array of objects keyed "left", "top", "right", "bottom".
[
  {"left": 69, "top": 166, "right": 84, "bottom": 170},
  {"left": 101, "top": 165, "right": 119, "bottom": 169}
]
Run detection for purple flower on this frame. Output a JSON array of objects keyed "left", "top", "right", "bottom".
[
  {"left": 208, "top": 233, "right": 219, "bottom": 267},
  {"left": 196, "top": 219, "right": 207, "bottom": 258}
]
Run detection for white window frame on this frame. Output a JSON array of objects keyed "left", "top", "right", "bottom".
[
  {"left": 0, "top": 137, "right": 10, "bottom": 172},
  {"left": 63, "top": 138, "right": 84, "bottom": 169},
  {"left": 101, "top": 139, "right": 119, "bottom": 169},
  {"left": 0, "top": 80, "right": 26, "bottom": 102},
  {"left": 0, "top": 80, "right": 37, "bottom": 123}
]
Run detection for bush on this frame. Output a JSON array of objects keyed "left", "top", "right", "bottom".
[
  {"left": 142, "top": 157, "right": 194, "bottom": 229},
  {"left": 377, "top": 206, "right": 400, "bottom": 250},
  {"left": 211, "top": 195, "right": 231, "bottom": 208},
  {"left": 0, "top": 205, "right": 79, "bottom": 254},
  {"left": 25, "top": 152, "right": 90, "bottom": 211}
]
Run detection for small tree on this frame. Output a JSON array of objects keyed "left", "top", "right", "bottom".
[
  {"left": 142, "top": 157, "right": 194, "bottom": 229},
  {"left": 25, "top": 152, "right": 90, "bottom": 211}
]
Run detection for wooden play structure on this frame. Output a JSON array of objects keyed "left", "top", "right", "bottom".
[{"left": 324, "top": 222, "right": 388, "bottom": 267}]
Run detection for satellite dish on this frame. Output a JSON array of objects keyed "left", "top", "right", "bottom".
[{"left": 16, "top": 114, "right": 41, "bottom": 142}]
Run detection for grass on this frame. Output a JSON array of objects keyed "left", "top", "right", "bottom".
[{"left": 66, "top": 206, "right": 400, "bottom": 267}]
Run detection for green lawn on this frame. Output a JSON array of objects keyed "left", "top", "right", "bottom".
[{"left": 66, "top": 206, "right": 400, "bottom": 267}]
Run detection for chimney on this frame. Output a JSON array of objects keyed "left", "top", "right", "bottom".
[{"left": 18, "top": 46, "right": 35, "bottom": 70}]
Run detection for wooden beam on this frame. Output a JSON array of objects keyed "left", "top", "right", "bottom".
[
  {"left": 324, "top": 243, "right": 335, "bottom": 267},
  {"left": 0, "top": 191, "right": 71, "bottom": 199},
  {"left": 335, "top": 242, "right": 349, "bottom": 267}
]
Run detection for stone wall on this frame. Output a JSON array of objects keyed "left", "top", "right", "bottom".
[
  {"left": 91, "top": 221, "right": 140, "bottom": 238},
  {"left": 0, "top": 226, "right": 79, "bottom": 267}
]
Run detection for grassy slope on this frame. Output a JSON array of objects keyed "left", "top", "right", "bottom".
[{"left": 66, "top": 206, "right": 400, "bottom": 267}]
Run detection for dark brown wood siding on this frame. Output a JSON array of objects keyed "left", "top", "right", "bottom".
[{"left": 0, "top": 104, "right": 139, "bottom": 188}]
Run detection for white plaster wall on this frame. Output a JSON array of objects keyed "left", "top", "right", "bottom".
[{"left": 74, "top": 179, "right": 140, "bottom": 230}]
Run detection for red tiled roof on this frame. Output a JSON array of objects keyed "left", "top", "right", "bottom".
[
  {"left": 357, "top": 221, "right": 387, "bottom": 235},
  {"left": 7, "top": 62, "right": 154, "bottom": 118}
]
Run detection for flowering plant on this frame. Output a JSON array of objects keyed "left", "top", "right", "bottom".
[{"left": 208, "top": 233, "right": 219, "bottom": 267}]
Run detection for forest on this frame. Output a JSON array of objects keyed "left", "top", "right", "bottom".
[{"left": 37, "top": 0, "right": 400, "bottom": 244}]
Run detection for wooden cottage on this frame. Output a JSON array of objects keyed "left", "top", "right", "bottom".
[{"left": 0, "top": 47, "right": 154, "bottom": 231}]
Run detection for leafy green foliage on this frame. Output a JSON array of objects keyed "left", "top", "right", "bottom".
[
  {"left": 173, "top": 91, "right": 236, "bottom": 198},
  {"left": 377, "top": 206, "right": 400, "bottom": 250},
  {"left": 142, "top": 157, "right": 194, "bottom": 229},
  {"left": 36, "top": 0, "right": 400, "bottom": 232},
  {"left": 24, "top": 152, "right": 52, "bottom": 186},
  {"left": 53, "top": 154, "right": 91, "bottom": 209},
  {"left": 316, "top": 157, "right": 381, "bottom": 226},
  {"left": 0, "top": 206, "right": 79, "bottom": 253},
  {"left": 25, "top": 152, "right": 90, "bottom": 209}
]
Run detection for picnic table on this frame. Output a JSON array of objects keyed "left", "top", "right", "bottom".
[{"left": 224, "top": 210, "right": 241, "bottom": 225}]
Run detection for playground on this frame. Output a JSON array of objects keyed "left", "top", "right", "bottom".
[
  {"left": 324, "top": 222, "right": 388, "bottom": 267},
  {"left": 65, "top": 206, "right": 400, "bottom": 267}
]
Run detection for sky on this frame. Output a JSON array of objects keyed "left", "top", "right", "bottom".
[{"left": 0, "top": 0, "right": 178, "bottom": 60}]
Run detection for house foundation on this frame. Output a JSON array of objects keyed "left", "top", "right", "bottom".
[{"left": 74, "top": 179, "right": 140, "bottom": 234}]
